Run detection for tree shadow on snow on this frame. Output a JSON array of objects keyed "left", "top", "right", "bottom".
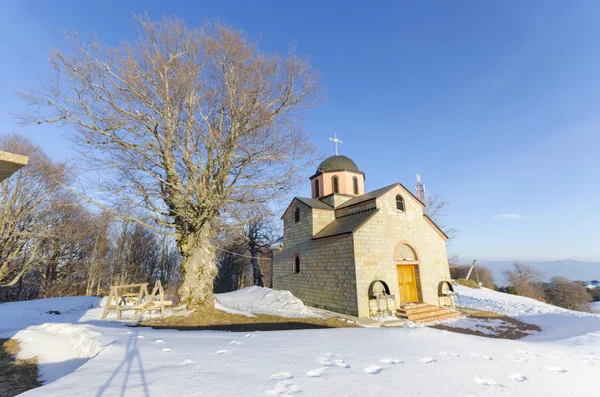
[{"left": 96, "top": 328, "right": 150, "bottom": 397}]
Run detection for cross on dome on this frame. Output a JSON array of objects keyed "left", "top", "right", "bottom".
[{"left": 328, "top": 133, "right": 343, "bottom": 155}]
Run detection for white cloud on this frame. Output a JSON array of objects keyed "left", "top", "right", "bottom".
[{"left": 492, "top": 213, "right": 524, "bottom": 220}]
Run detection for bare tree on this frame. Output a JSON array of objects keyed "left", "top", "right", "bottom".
[
  {"left": 232, "top": 204, "right": 278, "bottom": 287},
  {"left": 17, "top": 16, "right": 319, "bottom": 306},
  {"left": 214, "top": 238, "right": 249, "bottom": 293},
  {"left": 0, "top": 135, "right": 66, "bottom": 286},
  {"left": 504, "top": 262, "right": 544, "bottom": 299},
  {"left": 544, "top": 276, "right": 591, "bottom": 312},
  {"left": 423, "top": 194, "right": 457, "bottom": 240}
]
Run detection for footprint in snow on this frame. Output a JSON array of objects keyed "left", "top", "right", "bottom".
[
  {"left": 270, "top": 372, "right": 293, "bottom": 380},
  {"left": 216, "top": 349, "right": 230, "bottom": 355},
  {"left": 126, "top": 331, "right": 133, "bottom": 334},
  {"left": 510, "top": 373, "right": 528, "bottom": 382},
  {"left": 517, "top": 350, "right": 540, "bottom": 357},
  {"left": 162, "top": 348, "right": 172, "bottom": 352},
  {"left": 470, "top": 352, "right": 493, "bottom": 360},
  {"left": 319, "top": 358, "right": 334, "bottom": 367},
  {"left": 364, "top": 365, "right": 382, "bottom": 375},
  {"left": 154, "top": 339, "right": 164, "bottom": 343},
  {"left": 180, "top": 359, "right": 195, "bottom": 366},
  {"left": 439, "top": 351, "right": 459, "bottom": 357},
  {"left": 229, "top": 340, "right": 241, "bottom": 345},
  {"left": 334, "top": 359, "right": 351, "bottom": 368},
  {"left": 475, "top": 378, "right": 504, "bottom": 389},
  {"left": 511, "top": 357, "right": 529, "bottom": 365},
  {"left": 307, "top": 367, "right": 329, "bottom": 377},
  {"left": 380, "top": 358, "right": 402, "bottom": 364},
  {"left": 546, "top": 366, "right": 567, "bottom": 373},
  {"left": 137, "top": 335, "right": 145, "bottom": 339},
  {"left": 266, "top": 380, "right": 301, "bottom": 396},
  {"left": 244, "top": 333, "right": 255, "bottom": 339},
  {"left": 419, "top": 357, "right": 437, "bottom": 364}
]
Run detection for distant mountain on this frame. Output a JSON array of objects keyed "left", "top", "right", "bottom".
[{"left": 462, "top": 259, "right": 600, "bottom": 285}]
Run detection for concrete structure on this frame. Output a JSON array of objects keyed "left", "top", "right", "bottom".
[
  {"left": 0, "top": 150, "right": 28, "bottom": 182},
  {"left": 272, "top": 154, "right": 452, "bottom": 318}
]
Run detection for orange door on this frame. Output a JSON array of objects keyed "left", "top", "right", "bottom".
[{"left": 397, "top": 265, "right": 419, "bottom": 303}]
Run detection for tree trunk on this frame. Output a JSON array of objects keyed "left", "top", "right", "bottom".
[
  {"left": 249, "top": 242, "right": 264, "bottom": 287},
  {"left": 177, "top": 224, "right": 218, "bottom": 307}
]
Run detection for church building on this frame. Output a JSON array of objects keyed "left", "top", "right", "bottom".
[{"left": 271, "top": 141, "right": 457, "bottom": 321}]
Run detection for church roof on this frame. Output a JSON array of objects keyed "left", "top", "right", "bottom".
[
  {"left": 312, "top": 208, "right": 379, "bottom": 240},
  {"left": 315, "top": 155, "right": 360, "bottom": 174},
  {"left": 295, "top": 197, "right": 334, "bottom": 210},
  {"left": 337, "top": 183, "right": 425, "bottom": 209}
]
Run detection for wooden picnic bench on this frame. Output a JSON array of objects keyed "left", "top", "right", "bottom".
[{"left": 101, "top": 280, "right": 172, "bottom": 320}]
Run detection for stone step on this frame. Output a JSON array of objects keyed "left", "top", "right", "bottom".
[
  {"left": 396, "top": 304, "right": 442, "bottom": 316},
  {"left": 413, "top": 310, "right": 462, "bottom": 324},
  {"left": 398, "top": 307, "right": 452, "bottom": 321}
]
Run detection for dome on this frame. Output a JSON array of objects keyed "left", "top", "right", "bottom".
[{"left": 316, "top": 155, "right": 359, "bottom": 174}]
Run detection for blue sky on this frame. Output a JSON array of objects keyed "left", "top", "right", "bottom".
[{"left": 1, "top": 0, "right": 599, "bottom": 262}]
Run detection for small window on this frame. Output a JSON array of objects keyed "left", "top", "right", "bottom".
[
  {"left": 294, "top": 207, "right": 300, "bottom": 223},
  {"left": 332, "top": 176, "right": 339, "bottom": 194},
  {"left": 353, "top": 176, "right": 359, "bottom": 195},
  {"left": 292, "top": 255, "right": 300, "bottom": 273},
  {"left": 396, "top": 194, "right": 405, "bottom": 212},
  {"left": 314, "top": 179, "right": 320, "bottom": 197}
]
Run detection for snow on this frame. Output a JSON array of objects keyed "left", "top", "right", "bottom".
[
  {"left": 214, "top": 300, "right": 256, "bottom": 317},
  {"left": 441, "top": 317, "right": 532, "bottom": 336},
  {"left": 592, "top": 302, "right": 600, "bottom": 314},
  {"left": 455, "top": 285, "right": 600, "bottom": 341},
  {"left": 13, "top": 323, "right": 103, "bottom": 383},
  {"left": 0, "top": 287, "right": 599, "bottom": 396},
  {"left": 215, "top": 286, "right": 321, "bottom": 318}
]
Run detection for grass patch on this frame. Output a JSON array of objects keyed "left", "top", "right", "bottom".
[
  {"left": 0, "top": 339, "right": 41, "bottom": 397},
  {"left": 139, "top": 305, "right": 357, "bottom": 331},
  {"left": 454, "top": 278, "right": 481, "bottom": 288},
  {"left": 430, "top": 309, "right": 541, "bottom": 340}
]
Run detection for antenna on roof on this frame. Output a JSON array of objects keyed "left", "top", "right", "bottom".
[{"left": 415, "top": 173, "right": 426, "bottom": 203}]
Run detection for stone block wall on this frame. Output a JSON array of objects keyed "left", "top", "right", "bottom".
[
  {"left": 352, "top": 186, "right": 451, "bottom": 317},
  {"left": 273, "top": 200, "right": 359, "bottom": 316}
]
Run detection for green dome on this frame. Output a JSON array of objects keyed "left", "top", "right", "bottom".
[{"left": 317, "top": 155, "right": 360, "bottom": 174}]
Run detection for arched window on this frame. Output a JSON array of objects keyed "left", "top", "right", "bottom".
[
  {"left": 396, "top": 194, "right": 405, "bottom": 212},
  {"left": 292, "top": 255, "right": 300, "bottom": 273},
  {"left": 314, "top": 179, "right": 320, "bottom": 197},
  {"left": 332, "top": 176, "right": 339, "bottom": 194},
  {"left": 294, "top": 207, "right": 300, "bottom": 223},
  {"left": 353, "top": 176, "right": 359, "bottom": 195}
]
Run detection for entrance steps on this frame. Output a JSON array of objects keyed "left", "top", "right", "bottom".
[{"left": 396, "top": 303, "right": 462, "bottom": 324}]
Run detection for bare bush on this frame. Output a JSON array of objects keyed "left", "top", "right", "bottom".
[
  {"left": 544, "top": 276, "right": 591, "bottom": 312},
  {"left": 503, "top": 262, "right": 544, "bottom": 300}
]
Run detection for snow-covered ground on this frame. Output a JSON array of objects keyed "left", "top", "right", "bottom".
[
  {"left": 215, "top": 286, "right": 321, "bottom": 318},
  {"left": 0, "top": 287, "right": 599, "bottom": 396},
  {"left": 455, "top": 285, "right": 600, "bottom": 341},
  {"left": 592, "top": 301, "right": 600, "bottom": 314}
]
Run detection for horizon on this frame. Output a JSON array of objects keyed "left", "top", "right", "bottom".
[{"left": 1, "top": 1, "right": 600, "bottom": 262}]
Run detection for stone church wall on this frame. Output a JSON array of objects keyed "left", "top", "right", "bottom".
[
  {"left": 352, "top": 186, "right": 451, "bottom": 317},
  {"left": 272, "top": 201, "right": 358, "bottom": 316}
]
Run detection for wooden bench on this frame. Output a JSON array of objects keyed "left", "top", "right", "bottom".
[{"left": 101, "top": 281, "right": 172, "bottom": 320}]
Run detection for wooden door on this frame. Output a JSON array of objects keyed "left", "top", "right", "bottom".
[{"left": 397, "top": 265, "right": 419, "bottom": 303}]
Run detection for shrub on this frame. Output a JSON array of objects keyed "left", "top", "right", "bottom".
[{"left": 454, "top": 278, "right": 480, "bottom": 289}]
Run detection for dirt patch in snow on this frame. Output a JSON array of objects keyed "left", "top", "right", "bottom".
[
  {"left": 0, "top": 339, "right": 41, "bottom": 397},
  {"left": 139, "top": 305, "right": 357, "bottom": 332},
  {"left": 431, "top": 309, "right": 541, "bottom": 339}
]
